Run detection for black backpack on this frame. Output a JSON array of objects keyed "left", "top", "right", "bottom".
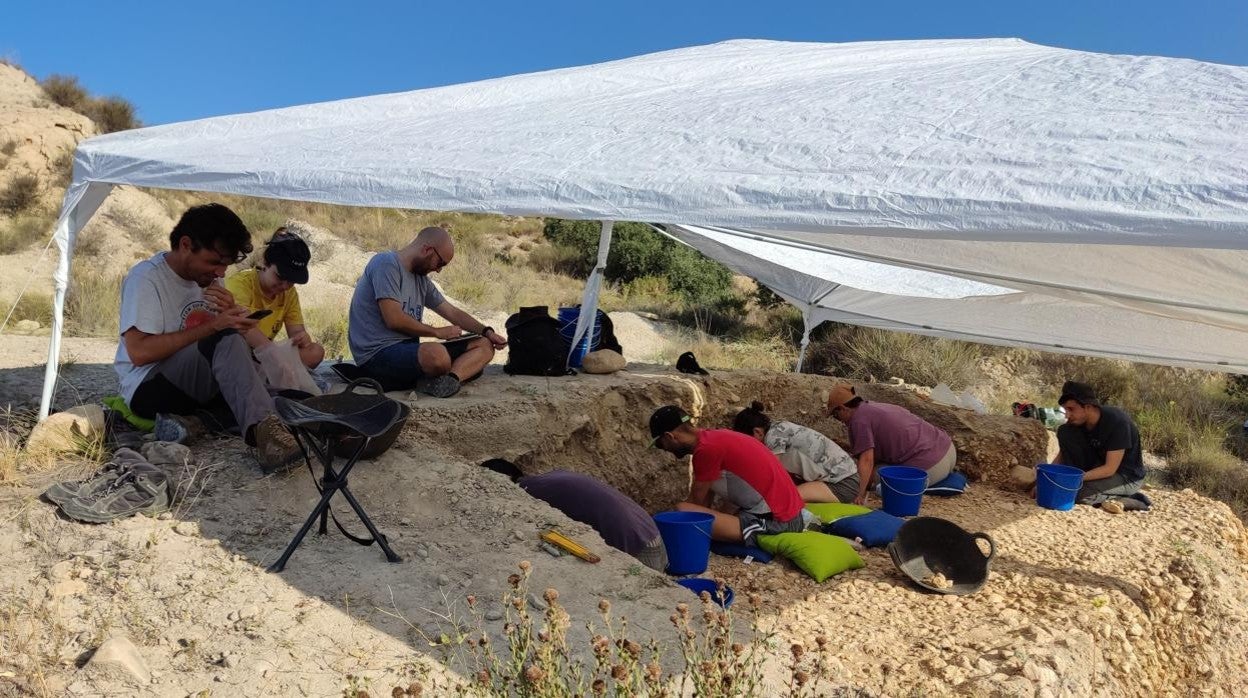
[{"left": 504, "top": 306, "right": 575, "bottom": 376}]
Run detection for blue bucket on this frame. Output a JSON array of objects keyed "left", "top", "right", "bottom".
[
  {"left": 677, "top": 578, "right": 734, "bottom": 607},
  {"left": 556, "top": 307, "right": 602, "bottom": 368},
  {"left": 1036, "top": 463, "right": 1084, "bottom": 511},
  {"left": 878, "top": 465, "right": 928, "bottom": 517},
  {"left": 654, "top": 511, "right": 714, "bottom": 575}
]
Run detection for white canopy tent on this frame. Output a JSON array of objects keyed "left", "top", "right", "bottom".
[{"left": 40, "top": 37, "right": 1248, "bottom": 416}]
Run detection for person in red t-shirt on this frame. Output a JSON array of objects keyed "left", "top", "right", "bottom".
[{"left": 649, "top": 405, "right": 812, "bottom": 545}]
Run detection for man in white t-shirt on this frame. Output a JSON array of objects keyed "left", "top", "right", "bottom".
[{"left": 115, "top": 203, "right": 300, "bottom": 474}]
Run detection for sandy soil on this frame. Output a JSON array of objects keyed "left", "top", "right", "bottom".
[{"left": 3, "top": 335, "right": 1248, "bottom": 697}]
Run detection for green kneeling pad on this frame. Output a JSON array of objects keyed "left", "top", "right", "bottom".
[
  {"left": 756, "top": 531, "right": 865, "bottom": 582},
  {"left": 805, "top": 502, "right": 871, "bottom": 524}
]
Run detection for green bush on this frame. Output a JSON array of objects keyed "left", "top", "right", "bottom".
[
  {"left": 40, "top": 74, "right": 88, "bottom": 110},
  {"left": 542, "top": 219, "right": 734, "bottom": 306},
  {"left": 0, "top": 173, "right": 40, "bottom": 215}
]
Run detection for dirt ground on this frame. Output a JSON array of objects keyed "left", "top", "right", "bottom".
[{"left": 2, "top": 336, "right": 1248, "bottom": 697}]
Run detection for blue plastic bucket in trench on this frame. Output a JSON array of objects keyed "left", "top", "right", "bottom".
[
  {"left": 1035, "top": 463, "right": 1085, "bottom": 511},
  {"left": 654, "top": 511, "right": 715, "bottom": 575},
  {"left": 556, "top": 307, "right": 602, "bottom": 368},
  {"left": 878, "top": 465, "right": 927, "bottom": 517}
]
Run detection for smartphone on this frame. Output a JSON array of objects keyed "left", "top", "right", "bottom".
[{"left": 247, "top": 309, "right": 274, "bottom": 320}]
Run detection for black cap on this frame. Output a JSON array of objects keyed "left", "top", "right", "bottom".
[
  {"left": 266, "top": 236, "right": 311, "bottom": 284},
  {"left": 1058, "top": 380, "right": 1098, "bottom": 406},
  {"left": 649, "top": 405, "right": 691, "bottom": 446}
]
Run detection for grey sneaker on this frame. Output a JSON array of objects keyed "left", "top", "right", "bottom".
[
  {"left": 416, "top": 374, "right": 461, "bottom": 398},
  {"left": 253, "top": 415, "right": 303, "bottom": 475},
  {"left": 154, "top": 413, "right": 203, "bottom": 444}
]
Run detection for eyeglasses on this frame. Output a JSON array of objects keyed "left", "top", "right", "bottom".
[{"left": 431, "top": 246, "right": 448, "bottom": 269}]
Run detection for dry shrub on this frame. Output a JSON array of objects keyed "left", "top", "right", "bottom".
[
  {"left": 82, "top": 96, "right": 140, "bottom": 134},
  {"left": 2, "top": 292, "right": 54, "bottom": 330},
  {"left": 809, "top": 324, "right": 985, "bottom": 390},
  {"left": 0, "top": 213, "right": 53, "bottom": 254},
  {"left": 39, "top": 74, "right": 88, "bottom": 110},
  {"left": 65, "top": 260, "right": 123, "bottom": 336},
  {"left": 1167, "top": 427, "right": 1248, "bottom": 519},
  {"left": 0, "top": 173, "right": 40, "bottom": 215},
  {"left": 302, "top": 304, "right": 350, "bottom": 361}
]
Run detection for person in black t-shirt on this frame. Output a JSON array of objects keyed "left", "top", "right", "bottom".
[{"left": 1052, "top": 381, "right": 1149, "bottom": 509}]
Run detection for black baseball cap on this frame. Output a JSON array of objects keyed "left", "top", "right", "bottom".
[
  {"left": 266, "top": 235, "right": 311, "bottom": 284},
  {"left": 1058, "top": 380, "right": 1098, "bottom": 406},
  {"left": 649, "top": 405, "right": 691, "bottom": 446}
]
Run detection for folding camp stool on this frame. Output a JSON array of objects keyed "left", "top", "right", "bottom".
[{"left": 268, "top": 388, "right": 407, "bottom": 572}]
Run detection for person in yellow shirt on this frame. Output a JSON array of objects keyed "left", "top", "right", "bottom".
[{"left": 225, "top": 229, "right": 325, "bottom": 369}]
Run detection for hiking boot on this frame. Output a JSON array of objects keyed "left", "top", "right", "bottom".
[
  {"left": 59, "top": 466, "right": 171, "bottom": 523},
  {"left": 44, "top": 462, "right": 121, "bottom": 507},
  {"left": 416, "top": 374, "right": 461, "bottom": 398},
  {"left": 253, "top": 415, "right": 303, "bottom": 475},
  {"left": 51, "top": 449, "right": 171, "bottom": 523}
]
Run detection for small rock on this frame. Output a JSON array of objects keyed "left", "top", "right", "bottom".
[
  {"left": 513, "top": 530, "right": 526, "bottom": 541},
  {"left": 49, "top": 579, "right": 87, "bottom": 598},
  {"left": 581, "top": 349, "right": 626, "bottom": 374},
  {"left": 222, "top": 654, "right": 239, "bottom": 669},
  {"left": 400, "top": 518, "right": 413, "bottom": 527},
  {"left": 436, "top": 575, "right": 450, "bottom": 587},
  {"left": 26, "top": 404, "right": 105, "bottom": 455},
  {"left": 484, "top": 605, "right": 505, "bottom": 621},
  {"left": 49, "top": 560, "right": 75, "bottom": 581},
  {"left": 87, "top": 636, "right": 151, "bottom": 684},
  {"left": 174, "top": 522, "right": 198, "bottom": 537},
  {"left": 527, "top": 593, "right": 547, "bottom": 611},
  {"left": 14, "top": 319, "right": 40, "bottom": 332},
  {"left": 415, "top": 547, "right": 429, "bottom": 559},
  {"left": 237, "top": 605, "right": 259, "bottom": 620},
  {"left": 141, "top": 442, "right": 194, "bottom": 468}
]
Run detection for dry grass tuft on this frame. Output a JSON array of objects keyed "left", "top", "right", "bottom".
[{"left": 0, "top": 173, "right": 41, "bottom": 216}]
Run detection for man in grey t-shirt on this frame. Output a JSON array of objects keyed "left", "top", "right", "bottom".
[{"left": 348, "top": 226, "right": 507, "bottom": 398}]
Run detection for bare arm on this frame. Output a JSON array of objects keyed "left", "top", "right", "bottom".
[
  {"left": 432, "top": 300, "right": 508, "bottom": 348},
  {"left": 377, "top": 299, "right": 461, "bottom": 340},
  {"left": 123, "top": 308, "right": 257, "bottom": 366},
  {"left": 1082, "top": 449, "right": 1125, "bottom": 481},
  {"left": 852, "top": 448, "right": 876, "bottom": 505},
  {"left": 688, "top": 480, "right": 714, "bottom": 507}
]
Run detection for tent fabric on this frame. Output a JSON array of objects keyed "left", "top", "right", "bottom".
[
  {"left": 38, "top": 38, "right": 1248, "bottom": 415},
  {"left": 668, "top": 225, "right": 1248, "bottom": 372}
]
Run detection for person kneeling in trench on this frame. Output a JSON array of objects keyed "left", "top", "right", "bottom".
[
  {"left": 649, "top": 405, "right": 814, "bottom": 546},
  {"left": 825, "top": 383, "right": 957, "bottom": 505},
  {"left": 478, "top": 459, "right": 667, "bottom": 571},
  {"left": 1048, "top": 381, "right": 1149, "bottom": 510},
  {"left": 732, "top": 400, "right": 861, "bottom": 503}
]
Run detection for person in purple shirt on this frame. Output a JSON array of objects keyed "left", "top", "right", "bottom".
[
  {"left": 478, "top": 459, "right": 667, "bottom": 571},
  {"left": 826, "top": 383, "right": 957, "bottom": 505}
]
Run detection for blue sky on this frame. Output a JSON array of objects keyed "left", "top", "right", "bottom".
[{"left": 4, "top": 1, "right": 1246, "bottom": 125}]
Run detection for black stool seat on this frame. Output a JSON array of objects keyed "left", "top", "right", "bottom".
[{"left": 268, "top": 378, "right": 408, "bottom": 573}]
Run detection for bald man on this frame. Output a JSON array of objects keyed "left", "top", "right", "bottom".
[{"left": 348, "top": 227, "right": 507, "bottom": 397}]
